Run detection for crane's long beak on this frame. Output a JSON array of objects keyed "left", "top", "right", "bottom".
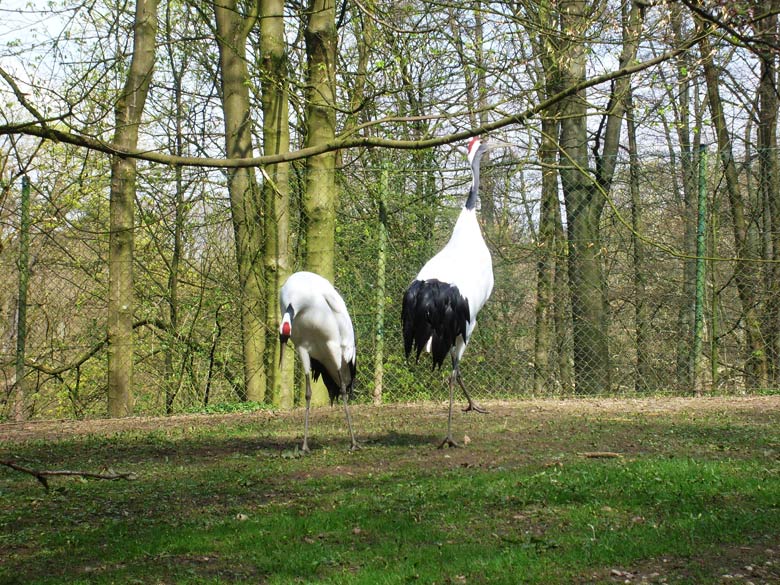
[
  {"left": 484, "top": 139, "right": 515, "bottom": 152},
  {"left": 279, "top": 337, "right": 287, "bottom": 368}
]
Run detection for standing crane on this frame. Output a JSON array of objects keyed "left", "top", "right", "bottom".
[
  {"left": 279, "top": 271, "right": 359, "bottom": 452},
  {"left": 402, "top": 136, "right": 494, "bottom": 448}
]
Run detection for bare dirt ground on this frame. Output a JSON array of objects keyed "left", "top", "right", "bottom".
[{"left": 2, "top": 394, "right": 779, "bottom": 444}]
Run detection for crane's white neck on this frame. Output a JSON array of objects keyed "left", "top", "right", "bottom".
[
  {"left": 465, "top": 156, "right": 481, "bottom": 210},
  {"left": 450, "top": 206, "right": 481, "bottom": 241}
]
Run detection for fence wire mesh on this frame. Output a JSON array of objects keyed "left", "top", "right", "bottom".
[{"left": 1, "top": 147, "right": 779, "bottom": 419}]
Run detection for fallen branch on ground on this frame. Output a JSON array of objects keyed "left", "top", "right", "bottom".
[
  {"left": 1, "top": 459, "right": 136, "bottom": 491},
  {"left": 580, "top": 451, "right": 623, "bottom": 459}
]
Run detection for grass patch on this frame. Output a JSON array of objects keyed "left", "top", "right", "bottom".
[{"left": 2, "top": 397, "right": 780, "bottom": 584}]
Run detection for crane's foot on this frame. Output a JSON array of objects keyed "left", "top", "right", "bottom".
[
  {"left": 463, "top": 401, "right": 488, "bottom": 414},
  {"left": 301, "top": 442, "right": 311, "bottom": 454},
  {"left": 438, "top": 436, "right": 460, "bottom": 449},
  {"left": 349, "top": 441, "right": 362, "bottom": 452}
]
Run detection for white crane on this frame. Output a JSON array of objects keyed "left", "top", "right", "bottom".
[
  {"left": 279, "top": 271, "right": 359, "bottom": 452},
  {"left": 402, "top": 136, "right": 494, "bottom": 448}
]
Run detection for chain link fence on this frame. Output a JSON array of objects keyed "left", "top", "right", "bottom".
[
  {"left": 1, "top": 148, "right": 779, "bottom": 419},
  {"left": 340, "top": 148, "right": 780, "bottom": 403}
]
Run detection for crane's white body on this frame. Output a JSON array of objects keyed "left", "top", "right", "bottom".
[
  {"left": 279, "top": 271, "right": 358, "bottom": 452},
  {"left": 280, "top": 271, "right": 355, "bottom": 386},
  {"left": 416, "top": 207, "right": 494, "bottom": 353},
  {"left": 402, "top": 136, "right": 496, "bottom": 448}
]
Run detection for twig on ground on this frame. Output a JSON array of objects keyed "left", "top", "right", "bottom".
[
  {"left": 0, "top": 459, "right": 136, "bottom": 491},
  {"left": 580, "top": 451, "right": 623, "bottom": 459}
]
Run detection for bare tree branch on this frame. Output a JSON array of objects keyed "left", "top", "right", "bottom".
[
  {"left": 0, "top": 29, "right": 707, "bottom": 169},
  {"left": 678, "top": 0, "right": 780, "bottom": 52},
  {"left": 3, "top": 319, "right": 165, "bottom": 376},
  {"left": 0, "top": 66, "right": 54, "bottom": 128}
]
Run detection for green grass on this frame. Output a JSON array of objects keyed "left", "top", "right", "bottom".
[{"left": 1, "top": 398, "right": 780, "bottom": 584}]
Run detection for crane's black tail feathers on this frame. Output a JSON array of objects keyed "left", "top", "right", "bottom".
[
  {"left": 402, "top": 279, "right": 470, "bottom": 369},
  {"left": 311, "top": 357, "right": 355, "bottom": 406}
]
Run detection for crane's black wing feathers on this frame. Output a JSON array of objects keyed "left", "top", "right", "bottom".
[
  {"left": 401, "top": 279, "right": 470, "bottom": 369},
  {"left": 311, "top": 357, "right": 355, "bottom": 406}
]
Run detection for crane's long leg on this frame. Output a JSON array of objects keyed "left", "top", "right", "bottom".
[
  {"left": 439, "top": 369, "right": 459, "bottom": 449},
  {"left": 457, "top": 370, "right": 488, "bottom": 413},
  {"left": 341, "top": 386, "right": 360, "bottom": 451},
  {"left": 449, "top": 355, "right": 488, "bottom": 413},
  {"left": 302, "top": 373, "right": 313, "bottom": 453}
]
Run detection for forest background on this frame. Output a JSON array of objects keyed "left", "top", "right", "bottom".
[{"left": 1, "top": 0, "right": 779, "bottom": 421}]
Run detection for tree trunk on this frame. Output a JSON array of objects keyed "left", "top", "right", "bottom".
[
  {"left": 526, "top": 0, "right": 573, "bottom": 394},
  {"left": 553, "top": 207, "right": 573, "bottom": 393},
  {"left": 558, "top": 0, "right": 643, "bottom": 394},
  {"left": 557, "top": 0, "right": 607, "bottom": 394},
  {"left": 12, "top": 175, "right": 31, "bottom": 421},
  {"left": 108, "top": 0, "right": 158, "bottom": 417},
  {"left": 693, "top": 144, "right": 708, "bottom": 395},
  {"left": 302, "top": 0, "right": 338, "bottom": 406},
  {"left": 626, "top": 92, "right": 650, "bottom": 392},
  {"left": 562, "top": 178, "right": 610, "bottom": 395},
  {"left": 164, "top": 4, "right": 185, "bottom": 414},
  {"left": 373, "top": 167, "right": 389, "bottom": 405},
  {"left": 259, "top": 0, "right": 294, "bottom": 408},
  {"left": 534, "top": 116, "right": 560, "bottom": 393},
  {"left": 700, "top": 32, "right": 768, "bottom": 389},
  {"left": 214, "top": 0, "right": 267, "bottom": 403},
  {"left": 667, "top": 5, "right": 699, "bottom": 390},
  {"left": 755, "top": 1, "right": 780, "bottom": 386}
]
